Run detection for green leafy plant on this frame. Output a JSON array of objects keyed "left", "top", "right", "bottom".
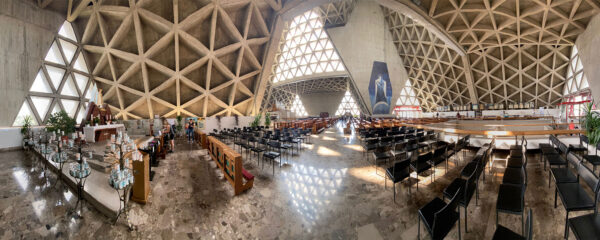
[
  {"left": 176, "top": 115, "right": 183, "bottom": 135},
  {"left": 582, "top": 102, "right": 600, "bottom": 145},
  {"left": 46, "top": 110, "right": 76, "bottom": 135},
  {"left": 264, "top": 112, "right": 271, "bottom": 128},
  {"left": 250, "top": 113, "right": 262, "bottom": 128},
  {"left": 20, "top": 115, "right": 33, "bottom": 137},
  {"left": 93, "top": 116, "right": 100, "bottom": 125}
]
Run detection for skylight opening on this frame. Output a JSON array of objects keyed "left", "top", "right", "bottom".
[
  {"left": 290, "top": 95, "right": 308, "bottom": 117},
  {"left": 564, "top": 46, "right": 589, "bottom": 96},
  {"left": 271, "top": 9, "right": 345, "bottom": 83},
  {"left": 13, "top": 21, "right": 95, "bottom": 126},
  {"left": 335, "top": 91, "right": 360, "bottom": 116}
]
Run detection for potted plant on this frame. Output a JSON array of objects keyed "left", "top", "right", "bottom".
[
  {"left": 264, "top": 112, "right": 271, "bottom": 129},
  {"left": 176, "top": 115, "right": 183, "bottom": 137},
  {"left": 250, "top": 114, "right": 261, "bottom": 128},
  {"left": 582, "top": 102, "right": 600, "bottom": 145},
  {"left": 20, "top": 115, "right": 33, "bottom": 146},
  {"left": 46, "top": 110, "right": 76, "bottom": 140}
]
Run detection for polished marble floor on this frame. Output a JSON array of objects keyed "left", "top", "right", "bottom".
[{"left": 0, "top": 123, "right": 594, "bottom": 239}]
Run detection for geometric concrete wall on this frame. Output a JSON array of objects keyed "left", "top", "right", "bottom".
[
  {"left": 327, "top": 0, "right": 409, "bottom": 115},
  {"left": 13, "top": 21, "right": 95, "bottom": 126},
  {"left": 0, "top": 0, "right": 65, "bottom": 126},
  {"left": 575, "top": 13, "right": 600, "bottom": 103}
]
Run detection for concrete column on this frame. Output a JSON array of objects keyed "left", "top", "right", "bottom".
[
  {"left": 327, "top": 0, "right": 409, "bottom": 115},
  {"left": 575, "top": 14, "right": 600, "bottom": 102}
]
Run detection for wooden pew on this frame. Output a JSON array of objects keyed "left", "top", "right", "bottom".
[
  {"left": 194, "top": 129, "right": 208, "bottom": 149},
  {"left": 207, "top": 136, "right": 254, "bottom": 195}
]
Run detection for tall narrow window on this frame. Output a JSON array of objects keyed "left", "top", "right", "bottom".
[
  {"left": 396, "top": 80, "right": 420, "bottom": 106},
  {"left": 13, "top": 21, "right": 96, "bottom": 126},
  {"left": 564, "top": 46, "right": 589, "bottom": 96},
  {"left": 290, "top": 95, "right": 308, "bottom": 117},
  {"left": 335, "top": 91, "right": 360, "bottom": 116},
  {"left": 271, "top": 9, "right": 345, "bottom": 83}
]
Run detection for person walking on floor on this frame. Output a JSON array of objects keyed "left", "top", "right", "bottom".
[{"left": 186, "top": 119, "right": 195, "bottom": 143}]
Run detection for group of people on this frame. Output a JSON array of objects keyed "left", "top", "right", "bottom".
[{"left": 160, "top": 118, "right": 197, "bottom": 153}]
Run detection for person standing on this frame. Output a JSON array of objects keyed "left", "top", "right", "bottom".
[
  {"left": 186, "top": 119, "right": 195, "bottom": 143},
  {"left": 162, "top": 118, "right": 174, "bottom": 153}
]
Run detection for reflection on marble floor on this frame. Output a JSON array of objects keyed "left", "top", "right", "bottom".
[
  {"left": 0, "top": 122, "right": 591, "bottom": 239},
  {"left": 282, "top": 163, "right": 347, "bottom": 230}
]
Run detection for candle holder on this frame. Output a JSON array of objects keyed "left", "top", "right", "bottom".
[{"left": 108, "top": 131, "right": 135, "bottom": 230}]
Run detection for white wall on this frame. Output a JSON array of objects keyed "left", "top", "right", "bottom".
[
  {"left": 300, "top": 92, "right": 345, "bottom": 116},
  {"left": 0, "top": 126, "right": 46, "bottom": 150},
  {"left": 203, "top": 116, "right": 255, "bottom": 133},
  {"left": 327, "top": 0, "right": 409, "bottom": 115}
]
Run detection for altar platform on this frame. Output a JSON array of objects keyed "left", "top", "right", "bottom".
[
  {"left": 30, "top": 136, "right": 154, "bottom": 218},
  {"left": 425, "top": 119, "right": 583, "bottom": 150},
  {"left": 82, "top": 124, "right": 126, "bottom": 143}
]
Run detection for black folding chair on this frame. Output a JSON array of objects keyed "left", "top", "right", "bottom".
[
  {"left": 496, "top": 167, "right": 527, "bottom": 235},
  {"left": 418, "top": 189, "right": 462, "bottom": 240},
  {"left": 385, "top": 154, "right": 411, "bottom": 201},
  {"left": 555, "top": 162, "right": 600, "bottom": 238},
  {"left": 492, "top": 209, "right": 532, "bottom": 240},
  {"left": 443, "top": 160, "right": 479, "bottom": 232}
]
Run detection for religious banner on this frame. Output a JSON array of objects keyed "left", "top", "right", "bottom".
[{"left": 368, "top": 61, "right": 392, "bottom": 114}]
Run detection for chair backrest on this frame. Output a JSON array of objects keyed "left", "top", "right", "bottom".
[
  {"left": 525, "top": 209, "right": 533, "bottom": 240},
  {"left": 581, "top": 135, "right": 589, "bottom": 145},
  {"left": 521, "top": 163, "right": 528, "bottom": 186},
  {"left": 578, "top": 163, "right": 600, "bottom": 196},
  {"left": 434, "top": 146, "right": 446, "bottom": 158},
  {"left": 465, "top": 161, "right": 479, "bottom": 203},
  {"left": 432, "top": 187, "right": 461, "bottom": 237},
  {"left": 566, "top": 151, "right": 582, "bottom": 169},
  {"left": 558, "top": 141, "right": 569, "bottom": 156},
  {"left": 418, "top": 152, "right": 433, "bottom": 163},
  {"left": 394, "top": 156, "right": 410, "bottom": 169},
  {"left": 382, "top": 136, "right": 393, "bottom": 143},
  {"left": 395, "top": 141, "right": 406, "bottom": 151}
]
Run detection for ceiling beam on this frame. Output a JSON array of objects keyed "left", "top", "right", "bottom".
[{"left": 377, "top": 0, "right": 466, "bottom": 56}]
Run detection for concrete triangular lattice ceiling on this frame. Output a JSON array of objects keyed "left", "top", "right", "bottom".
[
  {"left": 74, "top": 0, "right": 278, "bottom": 119},
  {"left": 383, "top": 9, "right": 471, "bottom": 112},
  {"left": 395, "top": 0, "right": 600, "bottom": 108},
  {"left": 13, "top": 21, "right": 95, "bottom": 126}
]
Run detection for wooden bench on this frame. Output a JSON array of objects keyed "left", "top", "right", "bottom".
[
  {"left": 207, "top": 136, "right": 253, "bottom": 195},
  {"left": 194, "top": 129, "right": 208, "bottom": 149}
]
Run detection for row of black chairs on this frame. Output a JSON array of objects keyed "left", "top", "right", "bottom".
[
  {"left": 540, "top": 134, "right": 600, "bottom": 239},
  {"left": 552, "top": 151, "right": 600, "bottom": 238},
  {"left": 384, "top": 135, "right": 471, "bottom": 202},
  {"left": 416, "top": 141, "right": 490, "bottom": 239},
  {"left": 496, "top": 141, "right": 528, "bottom": 236}
]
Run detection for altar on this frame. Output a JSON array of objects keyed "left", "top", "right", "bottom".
[{"left": 83, "top": 124, "right": 126, "bottom": 143}]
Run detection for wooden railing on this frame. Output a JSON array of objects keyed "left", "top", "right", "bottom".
[{"left": 207, "top": 136, "right": 253, "bottom": 195}]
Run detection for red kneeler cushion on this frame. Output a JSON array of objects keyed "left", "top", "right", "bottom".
[{"left": 242, "top": 168, "right": 254, "bottom": 181}]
